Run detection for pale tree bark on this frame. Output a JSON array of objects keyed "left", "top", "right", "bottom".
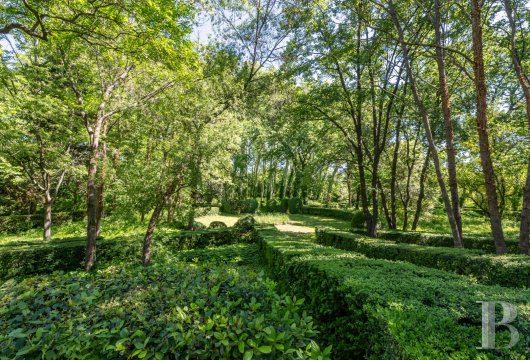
[
  {"left": 501, "top": 0, "right": 530, "bottom": 255},
  {"left": 470, "top": 0, "right": 506, "bottom": 254},
  {"left": 386, "top": 0, "right": 463, "bottom": 247},
  {"left": 43, "top": 191, "right": 52, "bottom": 241},
  {"left": 432, "top": 0, "right": 463, "bottom": 241},
  {"left": 412, "top": 147, "right": 431, "bottom": 230}
]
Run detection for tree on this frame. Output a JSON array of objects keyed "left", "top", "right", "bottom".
[{"left": 470, "top": 0, "right": 506, "bottom": 254}]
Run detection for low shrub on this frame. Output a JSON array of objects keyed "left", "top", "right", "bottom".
[
  {"left": 301, "top": 206, "right": 363, "bottom": 224},
  {"left": 0, "top": 237, "right": 139, "bottom": 281},
  {"left": 0, "top": 261, "right": 328, "bottom": 359},
  {"left": 242, "top": 198, "right": 259, "bottom": 214},
  {"left": 350, "top": 211, "right": 365, "bottom": 229},
  {"left": 288, "top": 198, "right": 303, "bottom": 214},
  {"left": 263, "top": 198, "right": 282, "bottom": 213},
  {"left": 0, "top": 227, "right": 258, "bottom": 281},
  {"left": 259, "top": 227, "right": 530, "bottom": 359},
  {"left": 316, "top": 228, "right": 530, "bottom": 288},
  {"left": 349, "top": 228, "right": 520, "bottom": 253},
  {"left": 208, "top": 221, "right": 227, "bottom": 229},
  {"left": 159, "top": 226, "right": 258, "bottom": 251},
  {"left": 280, "top": 198, "right": 289, "bottom": 213},
  {"left": 234, "top": 215, "right": 257, "bottom": 231}
]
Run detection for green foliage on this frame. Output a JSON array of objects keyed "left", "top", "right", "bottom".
[
  {"left": 208, "top": 221, "right": 228, "bottom": 229},
  {"left": 316, "top": 229, "right": 530, "bottom": 288},
  {"left": 221, "top": 199, "right": 259, "bottom": 214},
  {"left": 159, "top": 227, "right": 258, "bottom": 251},
  {"left": 0, "top": 212, "right": 84, "bottom": 233},
  {"left": 0, "top": 226, "right": 257, "bottom": 281},
  {"left": 262, "top": 198, "right": 282, "bottom": 213},
  {"left": 350, "top": 211, "right": 365, "bottom": 229},
  {"left": 350, "top": 227, "right": 520, "bottom": 253},
  {"left": 259, "top": 228, "right": 530, "bottom": 359},
  {"left": 302, "top": 206, "right": 362, "bottom": 223},
  {"left": 288, "top": 198, "right": 303, "bottom": 214},
  {"left": 0, "top": 261, "right": 325, "bottom": 359},
  {"left": 234, "top": 215, "right": 257, "bottom": 231}
]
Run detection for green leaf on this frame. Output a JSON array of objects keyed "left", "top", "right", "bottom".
[{"left": 258, "top": 345, "right": 272, "bottom": 354}]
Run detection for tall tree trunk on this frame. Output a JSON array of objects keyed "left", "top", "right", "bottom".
[
  {"left": 387, "top": 0, "right": 462, "bottom": 247},
  {"left": 412, "top": 147, "right": 431, "bottom": 230},
  {"left": 501, "top": 0, "right": 530, "bottom": 255},
  {"left": 143, "top": 180, "right": 178, "bottom": 265},
  {"left": 390, "top": 117, "right": 402, "bottom": 229},
  {"left": 96, "top": 136, "right": 107, "bottom": 237},
  {"left": 521, "top": 164, "right": 530, "bottom": 254},
  {"left": 378, "top": 179, "right": 393, "bottom": 228},
  {"left": 281, "top": 160, "right": 289, "bottom": 199},
  {"left": 470, "top": 0, "right": 506, "bottom": 254},
  {"left": 433, "top": 0, "right": 463, "bottom": 241},
  {"left": 43, "top": 191, "right": 52, "bottom": 241},
  {"left": 85, "top": 124, "right": 101, "bottom": 271},
  {"left": 346, "top": 167, "right": 353, "bottom": 207}
]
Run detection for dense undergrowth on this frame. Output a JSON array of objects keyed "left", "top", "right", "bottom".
[{"left": 0, "top": 258, "right": 328, "bottom": 359}]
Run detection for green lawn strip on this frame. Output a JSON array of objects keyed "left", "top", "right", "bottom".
[
  {"left": 318, "top": 228, "right": 529, "bottom": 288},
  {"left": 258, "top": 227, "right": 530, "bottom": 359}
]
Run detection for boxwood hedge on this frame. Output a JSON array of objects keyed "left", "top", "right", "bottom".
[
  {"left": 0, "top": 226, "right": 258, "bottom": 281},
  {"left": 316, "top": 228, "right": 530, "bottom": 288},
  {"left": 258, "top": 227, "right": 530, "bottom": 359},
  {"left": 350, "top": 227, "right": 520, "bottom": 254}
]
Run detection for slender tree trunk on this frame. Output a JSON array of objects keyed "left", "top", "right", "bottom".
[
  {"left": 412, "top": 147, "right": 431, "bottom": 230},
  {"left": 501, "top": 0, "right": 530, "bottom": 255},
  {"left": 143, "top": 180, "right": 178, "bottom": 265},
  {"left": 521, "top": 164, "right": 530, "bottom": 254},
  {"left": 43, "top": 192, "right": 52, "bottom": 241},
  {"left": 390, "top": 117, "right": 402, "bottom": 229},
  {"left": 433, "top": 0, "right": 463, "bottom": 241},
  {"left": 96, "top": 137, "right": 107, "bottom": 236},
  {"left": 378, "top": 179, "right": 393, "bottom": 228},
  {"left": 471, "top": 0, "right": 506, "bottom": 254},
  {"left": 388, "top": 0, "right": 462, "bottom": 247},
  {"left": 281, "top": 160, "right": 289, "bottom": 199},
  {"left": 85, "top": 124, "right": 101, "bottom": 271},
  {"left": 346, "top": 167, "right": 353, "bottom": 207}
]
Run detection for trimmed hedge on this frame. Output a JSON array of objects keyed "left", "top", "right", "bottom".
[
  {"left": 301, "top": 206, "right": 353, "bottom": 220},
  {"left": 258, "top": 227, "right": 530, "bottom": 359},
  {"left": 0, "top": 226, "right": 258, "bottom": 280},
  {"left": 288, "top": 198, "right": 303, "bottom": 214},
  {"left": 317, "top": 228, "right": 530, "bottom": 288},
  {"left": 350, "top": 227, "right": 520, "bottom": 254},
  {"left": 0, "top": 212, "right": 85, "bottom": 233},
  {"left": 158, "top": 226, "right": 258, "bottom": 250},
  {"left": 302, "top": 207, "right": 365, "bottom": 228}
]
